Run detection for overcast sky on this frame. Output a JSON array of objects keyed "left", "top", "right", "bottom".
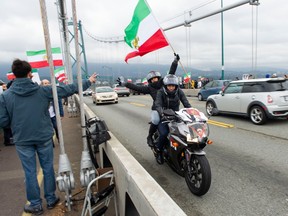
[{"left": 0, "top": 0, "right": 287, "bottom": 74}]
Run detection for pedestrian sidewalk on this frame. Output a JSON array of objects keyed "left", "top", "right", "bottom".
[{"left": 0, "top": 108, "right": 113, "bottom": 216}]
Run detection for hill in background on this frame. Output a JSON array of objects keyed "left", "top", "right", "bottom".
[{"left": 1, "top": 62, "right": 287, "bottom": 84}]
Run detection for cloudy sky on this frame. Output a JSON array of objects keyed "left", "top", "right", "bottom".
[{"left": 0, "top": 0, "right": 287, "bottom": 74}]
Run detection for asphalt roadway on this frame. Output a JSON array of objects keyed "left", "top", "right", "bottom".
[{"left": 0, "top": 108, "right": 115, "bottom": 216}]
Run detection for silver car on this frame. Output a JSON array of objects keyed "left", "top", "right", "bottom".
[
  {"left": 112, "top": 84, "right": 130, "bottom": 97},
  {"left": 206, "top": 78, "right": 288, "bottom": 125}
]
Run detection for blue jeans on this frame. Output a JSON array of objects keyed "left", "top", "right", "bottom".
[
  {"left": 15, "top": 139, "right": 57, "bottom": 206},
  {"left": 151, "top": 110, "right": 160, "bottom": 125},
  {"left": 157, "top": 122, "right": 169, "bottom": 151}
]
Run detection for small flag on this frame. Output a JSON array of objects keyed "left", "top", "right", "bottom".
[
  {"left": 26, "top": 47, "right": 63, "bottom": 68},
  {"left": 54, "top": 67, "right": 67, "bottom": 83},
  {"left": 142, "top": 78, "right": 148, "bottom": 85},
  {"left": 31, "top": 69, "right": 41, "bottom": 84},
  {"left": 124, "top": 0, "right": 169, "bottom": 62},
  {"left": 183, "top": 72, "right": 191, "bottom": 84},
  {"left": 6, "top": 71, "right": 15, "bottom": 80}
]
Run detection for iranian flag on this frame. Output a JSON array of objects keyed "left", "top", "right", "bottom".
[
  {"left": 142, "top": 78, "right": 148, "bottom": 85},
  {"left": 31, "top": 69, "right": 41, "bottom": 84},
  {"left": 54, "top": 67, "right": 67, "bottom": 83},
  {"left": 183, "top": 72, "right": 191, "bottom": 84},
  {"left": 124, "top": 0, "right": 169, "bottom": 62},
  {"left": 6, "top": 71, "right": 15, "bottom": 80},
  {"left": 26, "top": 47, "right": 63, "bottom": 68}
]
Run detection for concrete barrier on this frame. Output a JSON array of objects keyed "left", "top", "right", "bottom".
[
  {"left": 81, "top": 100, "right": 186, "bottom": 216},
  {"left": 181, "top": 88, "right": 200, "bottom": 97}
]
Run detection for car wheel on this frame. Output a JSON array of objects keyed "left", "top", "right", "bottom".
[
  {"left": 115, "top": 101, "right": 118, "bottom": 104},
  {"left": 249, "top": 106, "right": 267, "bottom": 125},
  {"left": 127, "top": 94, "right": 130, "bottom": 97},
  {"left": 206, "top": 101, "right": 216, "bottom": 116},
  {"left": 198, "top": 94, "right": 203, "bottom": 101}
]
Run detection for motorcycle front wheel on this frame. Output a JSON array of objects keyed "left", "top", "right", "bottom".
[{"left": 185, "top": 155, "right": 211, "bottom": 196}]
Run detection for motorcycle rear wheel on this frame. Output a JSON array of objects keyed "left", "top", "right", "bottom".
[{"left": 185, "top": 155, "right": 211, "bottom": 196}]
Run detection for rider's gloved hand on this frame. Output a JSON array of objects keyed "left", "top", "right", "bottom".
[
  {"left": 174, "top": 53, "right": 180, "bottom": 61},
  {"left": 116, "top": 77, "right": 126, "bottom": 87}
]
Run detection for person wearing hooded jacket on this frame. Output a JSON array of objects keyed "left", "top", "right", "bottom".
[
  {"left": 117, "top": 53, "right": 180, "bottom": 146},
  {"left": 0, "top": 59, "right": 97, "bottom": 215},
  {"left": 154, "top": 74, "right": 191, "bottom": 164}
]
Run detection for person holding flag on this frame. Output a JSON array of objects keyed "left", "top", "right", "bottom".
[{"left": 117, "top": 53, "right": 180, "bottom": 146}]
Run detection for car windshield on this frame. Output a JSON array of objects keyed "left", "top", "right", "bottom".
[{"left": 96, "top": 87, "right": 113, "bottom": 93}]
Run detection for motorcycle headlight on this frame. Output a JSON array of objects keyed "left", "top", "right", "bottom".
[{"left": 186, "top": 123, "right": 209, "bottom": 143}]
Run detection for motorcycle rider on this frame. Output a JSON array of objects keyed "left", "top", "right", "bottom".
[
  {"left": 155, "top": 74, "right": 191, "bottom": 164},
  {"left": 117, "top": 53, "right": 180, "bottom": 146}
]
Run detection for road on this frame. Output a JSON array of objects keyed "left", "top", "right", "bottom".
[{"left": 83, "top": 95, "right": 288, "bottom": 216}]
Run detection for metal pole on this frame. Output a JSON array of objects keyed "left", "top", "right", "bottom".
[
  {"left": 39, "top": 0, "right": 65, "bottom": 154},
  {"left": 78, "top": 20, "right": 89, "bottom": 78},
  {"left": 163, "top": 0, "right": 259, "bottom": 31},
  {"left": 71, "top": 0, "right": 95, "bottom": 188},
  {"left": 221, "top": 0, "right": 225, "bottom": 80},
  {"left": 39, "top": 0, "right": 75, "bottom": 211}
]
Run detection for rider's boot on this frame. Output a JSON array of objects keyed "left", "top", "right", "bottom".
[
  {"left": 155, "top": 147, "right": 164, "bottom": 164},
  {"left": 147, "top": 123, "right": 157, "bottom": 147}
]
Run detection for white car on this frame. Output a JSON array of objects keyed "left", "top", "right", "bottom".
[
  {"left": 92, "top": 86, "right": 118, "bottom": 105},
  {"left": 206, "top": 78, "right": 288, "bottom": 125}
]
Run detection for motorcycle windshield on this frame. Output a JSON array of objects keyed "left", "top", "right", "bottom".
[{"left": 187, "top": 122, "right": 209, "bottom": 142}]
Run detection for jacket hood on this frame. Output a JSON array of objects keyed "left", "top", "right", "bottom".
[{"left": 9, "top": 78, "right": 40, "bottom": 97}]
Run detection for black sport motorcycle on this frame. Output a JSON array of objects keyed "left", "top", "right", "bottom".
[{"left": 152, "top": 108, "right": 213, "bottom": 196}]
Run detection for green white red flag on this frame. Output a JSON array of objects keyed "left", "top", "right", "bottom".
[
  {"left": 6, "top": 71, "right": 15, "bottom": 80},
  {"left": 6, "top": 69, "right": 40, "bottom": 83},
  {"left": 183, "top": 72, "right": 191, "bottom": 83},
  {"left": 31, "top": 69, "right": 41, "bottom": 84},
  {"left": 124, "top": 0, "right": 168, "bottom": 62},
  {"left": 26, "top": 47, "right": 63, "bottom": 68},
  {"left": 142, "top": 78, "right": 148, "bottom": 85},
  {"left": 54, "top": 67, "right": 67, "bottom": 83}
]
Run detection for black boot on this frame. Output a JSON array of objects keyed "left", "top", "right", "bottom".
[
  {"left": 147, "top": 123, "right": 158, "bottom": 147},
  {"left": 155, "top": 148, "right": 164, "bottom": 164}
]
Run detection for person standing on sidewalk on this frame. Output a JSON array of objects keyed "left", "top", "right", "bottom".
[
  {"left": 0, "top": 83, "right": 14, "bottom": 146},
  {"left": 0, "top": 59, "right": 97, "bottom": 215},
  {"left": 41, "top": 79, "right": 64, "bottom": 147}
]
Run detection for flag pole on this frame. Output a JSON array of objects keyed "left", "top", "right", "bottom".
[{"left": 143, "top": 0, "right": 189, "bottom": 80}]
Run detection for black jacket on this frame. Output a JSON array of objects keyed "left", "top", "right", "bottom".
[
  {"left": 155, "top": 87, "right": 191, "bottom": 116},
  {"left": 124, "top": 59, "right": 178, "bottom": 110}
]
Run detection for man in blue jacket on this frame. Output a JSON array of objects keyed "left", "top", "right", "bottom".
[{"left": 0, "top": 59, "right": 97, "bottom": 215}]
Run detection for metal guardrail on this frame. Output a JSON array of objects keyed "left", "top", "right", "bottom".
[{"left": 76, "top": 96, "right": 187, "bottom": 216}]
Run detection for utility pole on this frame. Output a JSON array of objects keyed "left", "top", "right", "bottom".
[{"left": 221, "top": 0, "right": 225, "bottom": 80}]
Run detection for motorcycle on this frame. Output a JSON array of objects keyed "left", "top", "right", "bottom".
[{"left": 151, "top": 108, "right": 213, "bottom": 196}]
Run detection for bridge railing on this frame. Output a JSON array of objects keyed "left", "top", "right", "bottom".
[{"left": 77, "top": 96, "right": 186, "bottom": 216}]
